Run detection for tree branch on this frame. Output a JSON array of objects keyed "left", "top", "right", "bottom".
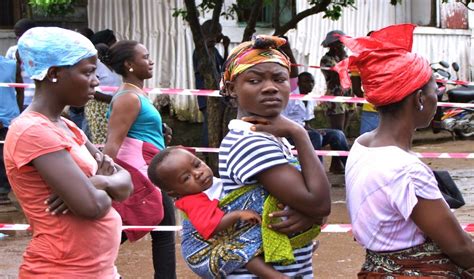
[
  {"left": 184, "top": 0, "right": 219, "bottom": 88},
  {"left": 241, "top": 0, "right": 264, "bottom": 42},
  {"left": 273, "top": 0, "right": 332, "bottom": 36},
  {"left": 211, "top": 0, "right": 224, "bottom": 31},
  {"left": 273, "top": 0, "right": 281, "bottom": 33}
]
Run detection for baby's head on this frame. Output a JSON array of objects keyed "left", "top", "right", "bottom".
[{"left": 148, "top": 147, "right": 214, "bottom": 198}]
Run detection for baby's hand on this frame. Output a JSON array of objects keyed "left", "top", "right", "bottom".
[
  {"left": 241, "top": 115, "right": 302, "bottom": 138},
  {"left": 238, "top": 210, "right": 262, "bottom": 225}
]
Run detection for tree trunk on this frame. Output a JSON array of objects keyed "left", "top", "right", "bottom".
[
  {"left": 241, "top": 0, "right": 264, "bottom": 42},
  {"left": 184, "top": 0, "right": 224, "bottom": 171}
]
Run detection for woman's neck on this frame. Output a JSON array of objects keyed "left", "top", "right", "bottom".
[
  {"left": 122, "top": 76, "right": 144, "bottom": 90},
  {"left": 28, "top": 87, "right": 65, "bottom": 123},
  {"left": 372, "top": 117, "right": 415, "bottom": 151}
]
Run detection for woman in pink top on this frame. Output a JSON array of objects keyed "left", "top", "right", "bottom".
[
  {"left": 3, "top": 27, "right": 132, "bottom": 278},
  {"left": 340, "top": 25, "right": 474, "bottom": 277}
]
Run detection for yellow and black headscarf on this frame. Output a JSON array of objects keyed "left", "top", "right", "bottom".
[{"left": 221, "top": 35, "right": 291, "bottom": 93}]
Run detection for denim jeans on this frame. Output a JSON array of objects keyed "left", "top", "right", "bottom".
[
  {"left": 288, "top": 128, "right": 349, "bottom": 166},
  {"left": 360, "top": 111, "right": 380, "bottom": 135},
  {"left": 319, "top": 128, "right": 349, "bottom": 166},
  {"left": 68, "top": 108, "right": 91, "bottom": 140}
]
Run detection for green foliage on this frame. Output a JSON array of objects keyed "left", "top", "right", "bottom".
[{"left": 28, "top": 0, "right": 76, "bottom": 16}]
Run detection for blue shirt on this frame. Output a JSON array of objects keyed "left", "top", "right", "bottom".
[
  {"left": 0, "top": 56, "right": 19, "bottom": 127},
  {"left": 107, "top": 91, "right": 165, "bottom": 150}
]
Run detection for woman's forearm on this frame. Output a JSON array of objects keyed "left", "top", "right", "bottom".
[
  {"left": 290, "top": 127, "right": 331, "bottom": 217},
  {"left": 101, "top": 168, "right": 133, "bottom": 201}
]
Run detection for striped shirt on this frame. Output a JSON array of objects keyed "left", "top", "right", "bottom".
[{"left": 219, "top": 119, "right": 314, "bottom": 278}]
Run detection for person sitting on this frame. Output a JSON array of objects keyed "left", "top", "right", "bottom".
[
  {"left": 283, "top": 71, "right": 349, "bottom": 174},
  {"left": 340, "top": 24, "right": 474, "bottom": 277},
  {"left": 148, "top": 147, "right": 289, "bottom": 278}
]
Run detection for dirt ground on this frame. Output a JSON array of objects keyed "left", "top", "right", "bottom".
[{"left": 0, "top": 130, "right": 472, "bottom": 279}]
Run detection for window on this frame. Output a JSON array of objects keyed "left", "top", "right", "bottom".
[
  {"left": 236, "top": 0, "right": 296, "bottom": 28},
  {"left": 0, "top": 0, "right": 23, "bottom": 29}
]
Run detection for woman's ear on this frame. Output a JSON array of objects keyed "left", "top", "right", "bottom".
[
  {"left": 46, "top": 67, "right": 60, "bottom": 83},
  {"left": 225, "top": 81, "right": 237, "bottom": 99},
  {"left": 124, "top": 60, "right": 133, "bottom": 73},
  {"left": 414, "top": 89, "right": 424, "bottom": 110}
]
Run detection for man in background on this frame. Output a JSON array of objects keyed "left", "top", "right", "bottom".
[{"left": 283, "top": 72, "right": 350, "bottom": 174}]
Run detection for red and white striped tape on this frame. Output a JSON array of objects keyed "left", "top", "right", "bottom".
[
  {"left": 0, "top": 143, "right": 472, "bottom": 159},
  {"left": 1, "top": 82, "right": 474, "bottom": 108},
  {"left": 0, "top": 223, "right": 473, "bottom": 233},
  {"left": 192, "top": 147, "right": 474, "bottom": 159}
]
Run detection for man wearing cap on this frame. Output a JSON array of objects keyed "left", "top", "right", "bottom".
[{"left": 320, "top": 30, "right": 356, "bottom": 133}]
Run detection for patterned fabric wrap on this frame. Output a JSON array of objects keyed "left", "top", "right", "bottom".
[
  {"left": 358, "top": 241, "right": 473, "bottom": 279},
  {"left": 18, "top": 27, "right": 97, "bottom": 81},
  {"left": 180, "top": 157, "right": 321, "bottom": 278},
  {"left": 85, "top": 99, "right": 109, "bottom": 145},
  {"left": 180, "top": 185, "right": 266, "bottom": 279},
  {"left": 221, "top": 35, "right": 290, "bottom": 93}
]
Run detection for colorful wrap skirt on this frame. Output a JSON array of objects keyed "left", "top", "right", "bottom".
[
  {"left": 358, "top": 241, "right": 473, "bottom": 278},
  {"left": 180, "top": 186, "right": 267, "bottom": 279}
]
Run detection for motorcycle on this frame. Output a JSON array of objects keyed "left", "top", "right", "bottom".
[{"left": 430, "top": 61, "right": 474, "bottom": 139}]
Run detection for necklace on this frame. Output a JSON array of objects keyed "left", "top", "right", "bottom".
[{"left": 123, "top": 82, "right": 146, "bottom": 95}]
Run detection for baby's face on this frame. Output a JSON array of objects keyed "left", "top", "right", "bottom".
[{"left": 159, "top": 149, "right": 214, "bottom": 197}]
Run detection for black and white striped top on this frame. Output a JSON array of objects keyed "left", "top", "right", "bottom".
[{"left": 219, "top": 119, "right": 314, "bottom": 278}]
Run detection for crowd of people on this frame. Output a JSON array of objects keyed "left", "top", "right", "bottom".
[{"left": 0, "top": 17, "right": 473, "bottom": 278}]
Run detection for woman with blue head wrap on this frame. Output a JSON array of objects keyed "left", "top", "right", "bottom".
[{"left": 3, "top": 27, "right": 132, "bottom": 278}]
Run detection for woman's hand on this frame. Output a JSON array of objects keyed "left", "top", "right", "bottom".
[
  {"left": 163, "top": 123, "right": 173, "bottom": 145},
  {"left": 45, "top": 193, "right": 69, "bottom": 215},
  {"left": 241, "top": 115, "right": 303, "bottom": 139},
  {"left": 268, "top": 204, "right": 325, "bottom": 235},
  {"left": 94, "top": 153, "right": 116, "bottom": 176}
]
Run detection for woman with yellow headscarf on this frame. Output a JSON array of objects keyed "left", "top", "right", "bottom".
[{"left": 205, "top": 35, "right": 330, "bottom": 278}]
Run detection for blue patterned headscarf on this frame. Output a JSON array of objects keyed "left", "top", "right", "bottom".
[{"left": 18, "top": 27, "right": 97, "bottom": 81}]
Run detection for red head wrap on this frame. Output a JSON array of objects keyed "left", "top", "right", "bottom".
[{"left": 334, "top": 24, "right": 432, "bottom": 107}]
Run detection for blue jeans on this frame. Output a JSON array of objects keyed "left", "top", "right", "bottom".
[
  {"left": 68, "top": 108, "right": 91, "bottom": 140},
  {"left": 360, "top": 111, "right": 380, "bottom": 135},
  {"left": 288, "top": 128, "right": 349, "bottom": 166}
]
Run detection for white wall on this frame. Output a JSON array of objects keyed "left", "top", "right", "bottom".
[{"left": 88, "top": 0, "right": 472, "bottom": 119}]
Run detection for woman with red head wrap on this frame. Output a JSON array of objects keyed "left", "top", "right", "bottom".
[{"left": 342, "top": 24, "right": 474, "bottom": 277}]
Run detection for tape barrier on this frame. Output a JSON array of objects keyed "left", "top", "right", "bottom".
[
  {"left": 0, "top": 223, "right": 473, "bottom": 233},
  {"left": 0, "top": 142, "right": 472, "bottom": 159},
  {"left": 1, "top": 82, "right": 474, "bottom": 108}
]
